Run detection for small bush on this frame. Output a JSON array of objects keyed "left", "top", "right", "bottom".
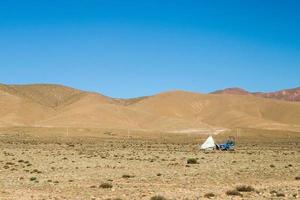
[
  {"left": 226, "top": 190, "right": 242, "bottom": 197},
  {"left": 122, "top": 174, "right": 134, "bottom": 179},
  {"left": 99, "top": 183, "right": 113, "bottom": 189},
  {"left": 30, "top": 177, "right": 37, "bottom": 181},
  {"left": 270, "top": 190, "right": 277, "bottom": 195},
  {"left": 204, "top": 192, "right": 215, "bottom": 198},
  {"left": 236, "top": 185, "right": 255, "bottom": 192},
  {"left": 276, "top": 193, "right": 285, "bottom": 197},
  {"left": 187, "top": 158, "right": 198, "bottom": 164},
  {"left": 150, "top": 195, "right": 167, "bottom": 200},
  {"left": 270, "top": 164, "right": 275, "bottom": 168},
  {"left": 105, "top": 198, "right": 122, "bottom": 200},
  {"left": 31, "top": 169, "right": 42, "bottom": 174},
  {"left": 295, "top": 176, "right": 300, "bottom": 180}
]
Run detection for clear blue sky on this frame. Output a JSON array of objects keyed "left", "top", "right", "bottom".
[{"left": 0, "top": 0, "right": 299, "bottom": 98}]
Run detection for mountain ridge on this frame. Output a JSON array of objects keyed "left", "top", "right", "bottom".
[
  {"left": 1, "top": 83, "right": 300, "bottom": 133},
  {"left": 212, "top": 87, "right": 300, "bottom": 102}
]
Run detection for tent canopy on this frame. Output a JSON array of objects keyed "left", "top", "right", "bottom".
[{"left": 200, "top": 136, "right": 216, "bottom": 150}]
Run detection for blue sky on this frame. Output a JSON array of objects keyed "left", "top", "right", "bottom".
[{"left": 0, "top": 0, "right": 299, "bottom": 98}]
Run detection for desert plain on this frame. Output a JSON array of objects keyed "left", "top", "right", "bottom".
[{"left": 1, "top": 127, "right": 300, "bottom": 200}]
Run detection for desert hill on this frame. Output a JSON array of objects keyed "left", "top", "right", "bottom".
[
  {"left": 0, "top": 83, "right": 300, "bottom": 133},
  {"left": 131, "top": 90, "right": 300, "bottom": 131},
  {"left": 213, "top": 87, "right": 300, "bottom": 102}
]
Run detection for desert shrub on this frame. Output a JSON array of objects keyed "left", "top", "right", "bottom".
[
  {"left": 156, "top": 173, "right": 162, "bottom": 176},
  {"left": 99, "top": 183, "right": 113, "bottom": 189},
  {"left": 226, "top": 190, "right": 243, "bottom": 197},
  {"left": 31, "top": 169, "right": 42, "bottom": 174},
  {"left": 67, "top": 143, "right": 75, "bottom": 147},
  {"left": 122, "top": 174, "right": 134, "bottom": 179},
  {"left": 150, "top": 195, "right": 167, "bottom": 200},
  {"left": 270, "top": 190, "right": 277, "bottom": 194},
  {"left": 236, "top": 185, "right": 255, "bottom": 192},
  {"left": 187, "top": 158, "right": 198, "bottom": 164},
  {"left": 276, "top": 193, "right": 285, "bottom": 197},
  {"left": 295, "top": 176, "right": 300, "bottom": 180},
  {"left": 30, "top": 177, "right": 37, "bottom": 181},
  {"left": 270, "top": 164, "right": 275, "bottom": 168},
  {"left": 204, "top": 192, "right": 215, "bottom": 198}
]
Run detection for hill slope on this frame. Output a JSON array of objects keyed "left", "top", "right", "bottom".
[
  {"left": 0, "top": 84, "right": 300, "bottom": 133},
  {"left": 213, "top": 87, "right": 300, "bottom": 102},
  {"left": 131, "top": 91, "right": 300, "bottom": 131},
  {"left": 0, "top": 85, "right": 55, "bottom": 126}
]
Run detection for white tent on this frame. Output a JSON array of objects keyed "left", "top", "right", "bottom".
[{"left": 200, "top": 136, "right": 216, "bottom": 150}]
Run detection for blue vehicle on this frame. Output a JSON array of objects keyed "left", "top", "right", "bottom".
[{"left": 216, "top": 137, "right": 235, "bottom": 151}]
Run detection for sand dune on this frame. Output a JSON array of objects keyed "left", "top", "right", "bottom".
[{"left": 0, "top": 84, "right": 300, "bottom": 133}]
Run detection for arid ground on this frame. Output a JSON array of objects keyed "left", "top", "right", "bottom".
[{"left": 1, "top": 128, "right": 299, "bottom": 200}]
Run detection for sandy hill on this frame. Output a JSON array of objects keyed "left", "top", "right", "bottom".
[
  {"left": 131, "top": 91, "right": 300, "bottom": 131},
  {"left": 0, "top": 84, "right": 86, "bottom": 108},
  {"left": 213, "top": 87, "right": 300, "bottom": 102},
  {"left": 0, "top": 84, "right": 300, "bottom": 133}
]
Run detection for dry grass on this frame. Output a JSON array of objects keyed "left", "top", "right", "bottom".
[
  {"left": 276, "top": 192, "right": 285, "bottom": 197},
  {"left": 0, "top": 131, "right": 299, "bottom": 199},
  {"left": 226, "top": 190, "right": 243, "bottom": 197},
  {"left": 150, "top": 195, "right": 167, "bottom": 200},
  {"left": 236, "top": 185, "right": 255, "bottom": 192},
  {"left": 204, "top": 192, "right": 215, "bottom": 198},
  {"left": 122, "top": 174, "right": 135, "bottom": 179},
  {"left": 187, "top": 158, "right": 198, "bottom": 164},
  {"left": 99, "top": 183, "right": 113, "bottom": 189}
]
